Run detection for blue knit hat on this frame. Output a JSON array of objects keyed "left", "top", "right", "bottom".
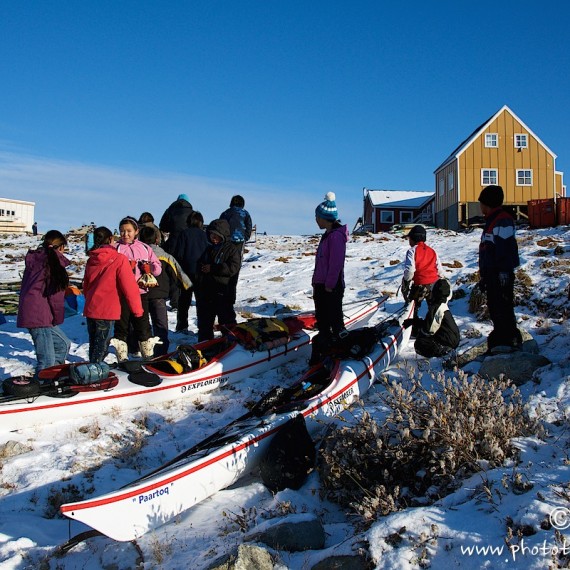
[
  {"left": 315, "top": 192, "right": 339, "bottom": 221},
  {"left": 178, "top": 193, "right": 190, "bottom": 202}
]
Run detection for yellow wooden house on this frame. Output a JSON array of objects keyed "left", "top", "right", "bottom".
[{"left": 434, "top": 105, "right": 565, "bottom": 229}]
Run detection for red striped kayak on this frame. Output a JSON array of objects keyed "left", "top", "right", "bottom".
[
  {"left": 60, "top": 302, "right": 413, "bottom": 541},
  {"left": 1, "top": 297, "right": 385, "bottom": 433}
]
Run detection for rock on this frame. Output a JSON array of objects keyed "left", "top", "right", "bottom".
[
  {"left": 311, "top": 554, "right": 372, "bottom": 570},
  {"left": 479, "top": 352, "right": 551, "bottom": 385},
  {"left": 0, "top": 440, "right": 33, "bottom": 459},
  {"left": 248, "top": 517, "right": 326, "bottom": 552},
  {"left": 206, "top": 544, "right": 274, "bottom": 570}
]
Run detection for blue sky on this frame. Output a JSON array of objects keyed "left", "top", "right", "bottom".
[{"left": 1, "top": 1, "right": 569, "bottom": 235}]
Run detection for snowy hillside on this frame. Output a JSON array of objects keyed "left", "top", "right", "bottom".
[{"left": 1, "top": 226, "right": 570, "bottom": 569}]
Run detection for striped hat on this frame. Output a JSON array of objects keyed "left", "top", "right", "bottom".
[{"left": 315, "top": 192, "right": 339, "bottom": 221}]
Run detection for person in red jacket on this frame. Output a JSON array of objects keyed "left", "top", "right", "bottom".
[
  {"left": 83, "top": 227, "right": 143, "bottom": 363},
  {"left": 401, "top": 225, "right": 445, "bottom": 333}
]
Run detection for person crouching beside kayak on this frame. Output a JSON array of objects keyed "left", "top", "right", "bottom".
[
  {"left": 401, "top": 224, "right": 445, "bottom": 336},
  {"left": 310, "top": 192, "right": 348, "bottom": 366},
  {"left": 405, "top": 278, "right": 460, "bottom": 358},
  {"left": 17, "top": 230, "right": 72, "bottom": 377},
  {"left": 109, "top": 216, "right": 162, "bottom": 362},
  {"left": 83, "top": 227, "right": 144, "bottom": 363}
]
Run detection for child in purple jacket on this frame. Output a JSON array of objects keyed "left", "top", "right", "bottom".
[
  {"left": 310, "top": 192, "right": 348, "bottom": 365},
  {"left": 17, "top": 230, "right": 71, "bottom": 376}
]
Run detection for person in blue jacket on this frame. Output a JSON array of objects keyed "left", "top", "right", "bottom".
[
  {"left": 220, "top": 195, "right": 252, "bottom": 305},
  {"left": 478, "top": 184, "right": 522, "bottom": 352}
]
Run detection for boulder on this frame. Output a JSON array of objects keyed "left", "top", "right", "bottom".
[
  {"left": 311, "top": 554, "right": 372, "bottom": 570},
  {"left": 0, "top": 440, "right": 33, "bottom": 459},
  {"left": 206, "top": 544, "right": 274, "bottom": 570},
  {"left": 248, "top": 517, "right": 326, "bottom": 552},
  {"left": 479, "top": 352, "right": 551, "bottom": 385}
]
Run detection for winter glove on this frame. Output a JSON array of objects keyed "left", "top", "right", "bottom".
[
  {"left": 498, "top": 272, "right": 510, "bottom": 287},
  {"left": 401, "top": 278, "right": 412, "bottom": 302},
  {"left": 403, "top": 318, "right": 415, "bottom": 330}
]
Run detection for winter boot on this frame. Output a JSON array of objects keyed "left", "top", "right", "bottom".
[
  {"left": 109, "top": 338, "right": 128, "bottom": 362},
  {"left": 139, "top": 337, "right": 163, "bottom": 359}
]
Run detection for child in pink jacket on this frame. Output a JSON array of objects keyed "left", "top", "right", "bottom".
[{"left": 110, "top": 216, "right": 162, "bottom": 361}]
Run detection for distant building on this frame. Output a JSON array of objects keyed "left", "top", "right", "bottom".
[
  {"left": 434, "top": 105, "right": 566, "bottom": 230},
  {"left": 361, "top": 189, "right": 434, "bottom": 232},
  {"left": 0, "top": 198, "right": 35, "bottom": 234}
]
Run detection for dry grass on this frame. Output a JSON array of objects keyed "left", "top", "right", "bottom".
[{"left": 318, "top": 370, "right": 541, "bottom": 527}]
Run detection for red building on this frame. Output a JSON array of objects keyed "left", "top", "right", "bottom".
[{"left": 362, "top": 189, "right": 434, "bottom": 232}]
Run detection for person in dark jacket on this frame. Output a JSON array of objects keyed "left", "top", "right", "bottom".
[
  {"left": 405, "top": 278, "right": 460, "bottom": 358},
  {"left": 17, "top": 230, "right": 71, "bottom": 376},
  {"left": 478, "top": 184, "right": 522, "bottom": 351},
  {"left": 159, "top": 194, "right": 193, "bottom": 254},
  {"left": 193, "top": 219, "right": 241, "bottom": 341},
  {"left": 139, "top": 225, "right": 192, "bottom": 355},
  {"left": 219, "top": 195, "right": 253, "bottom": 305},
  {"left": 171, "top": 211, "right": 209, "bottom": 333}
]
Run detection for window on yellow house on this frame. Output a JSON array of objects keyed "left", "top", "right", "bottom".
[
  {"left": 516, "top": 169, "right": 533, "bottom": 186},
  {"left": 481, "top": 169, "right": 498, "bottom": 185},
  {"left": 515, "top": 134, "right": 528, "bottom": 148}
]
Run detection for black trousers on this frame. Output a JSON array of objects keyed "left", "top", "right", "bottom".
[
  {"left": 310, "top": 284, "right": 345, "bottom": 364},
  {"left": 485, "top": 272, "right": 520, "bottom": 348},
  {"left": 148, "top": 297, "right": 169, "bottom": 356},
  {"left": 195, "top": 287, "right": 237, "bottom": 341},
  {"left": 114, "top": 294, "right": 151, "bottom": 343},
  {"left": 177, "top": 286, "right": 194, "bottom": 331},
  {"left": 414, "top": 336, "right": 452, "bottom": 358},
  {"left": 313, "top": 284, "right": 345, "bottom": 338}
]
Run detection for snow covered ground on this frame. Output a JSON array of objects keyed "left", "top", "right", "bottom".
[{"left": 1, "top": 225, "right": 570, "bottom": 569}]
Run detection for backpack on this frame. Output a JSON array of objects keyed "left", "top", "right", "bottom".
[
  {"left": 327, "top": 327, "right": 380, "bottom": 359},
  {"left": 230, "top": 318, "right": 290, "bottom": 351},
  {"left": 148, "top": 344, "right": 206, "bottom": 375},
  {"left": 259, "top": 413, "right": 316, "bottom": 492},
  {"left": 64, "top": 286, "right": 85, "bottom": 318}
]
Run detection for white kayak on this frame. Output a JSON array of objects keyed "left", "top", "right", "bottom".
[
  {"left": 60, "top": 302, "right": 414, "bottom": 542},
  {"left": 0, "top": 298, "right": 384, "bottom": 434}
]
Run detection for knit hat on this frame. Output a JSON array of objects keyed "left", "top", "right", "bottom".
[
  {"left": 315, "top": 192, "right": 339, "bottom": 221},
  {"left": 178, "top": 193, "right": 190, "bottom": 203},
  {"left": 478, "top": 185, "right": 504, "bottom": 208},
  {"left": 431, "top": 278, "right": 452, "bottom": 304},
  {"left": 406, "top": 224, "right": 426, "bottom": 242}
]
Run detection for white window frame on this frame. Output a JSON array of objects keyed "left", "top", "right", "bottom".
[
  {"left": 400, "top": 211, "right": 413, "bottom": 223},
  {"left": 516, "top": 169, "right": 533, "bottom": 186},
  {"left": 481, "top": 169, "right": 498, "bottom": 186},
  {"left": 514, "top": 134, "right": 528, "bottom": 148},
  {"left": 438, "top": 176, "right": 444, "bottom": 196},
  {"left": 485, "top": 133, "right": 498, "bottom": 148},
  {"left": 380, "top": 210, "right": 394, "bottom": 224},
  {"left": 447, "top": 171, "right": 454, "bottom": 191}
]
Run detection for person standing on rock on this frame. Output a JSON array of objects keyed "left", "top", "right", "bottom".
[{"left": 478, "top": 184, "right": 522, "bottom": 352}]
